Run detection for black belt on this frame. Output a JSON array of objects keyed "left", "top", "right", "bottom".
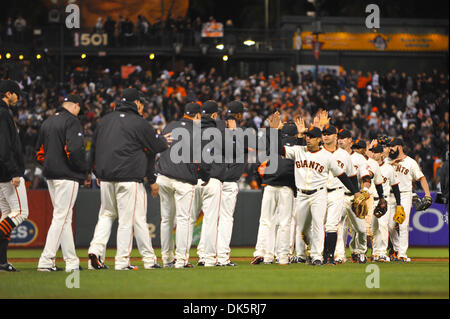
[
  {"left": 299, "top": 187, "right": 324, "bottom": 195},
  {"left": 327, "top": 187, "right": 344, "bottom": 193},
  {"left": 345, "top": 192, "right": 353, "bottom": 196}
]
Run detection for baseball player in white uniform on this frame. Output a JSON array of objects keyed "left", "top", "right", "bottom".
[
  {"left": 386, "top": 137, "right": 431, "bottom": 262},
  {"left": 334, "top": 132, "right": 372, "bottom": 264},
  {"left": 321, "top": 125, "right": 357, "bottom": 265},
  {"left": 0, "top": 80, "right": 29, "bottom": 272},
  {"left": 251, "top": 122, "right": 297, "bottom": 266},
  {"left": 368, "top": 142, "right": 403, "bottom": 262},
  {"left": 268, "top": 114, "right": 361, "bottom": 265}
]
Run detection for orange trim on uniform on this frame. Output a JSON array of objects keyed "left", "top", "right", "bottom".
[
  {"left": 1, "top": 220, "right": 13, "bottom": 232},
  {"left": 36, "top": 144, "right": 45, "bottom": 163},
  {"left": 14, "top": 186, "right": 22, "bottom": 216},
  {"left": 64, "top": 145, "right": 70, "bottom": 160},
  {"left": 183, "top": 115, "right": 194, "bottom": 120},
  {"left": 258, "top": 160, "right": 268, "bottom": 178},
  {"left": 0, "top": 223, "right": 9, "bottom": 235},
  {"left": 127, "top": 183, "right": 138, "bottom": 266},
  {"left": 55, "top": 181, "right": 76, "bottom": 252}
]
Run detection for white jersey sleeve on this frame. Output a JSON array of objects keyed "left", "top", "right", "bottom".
[
  {"left": 328, "top": 155, "right": 345, "bottom": 177},
  {"left": 284, "top": 145, "right": 298, "bottom": 161},
  {"left": 410, "top": 158, "right": 425, "bottom": 181}
]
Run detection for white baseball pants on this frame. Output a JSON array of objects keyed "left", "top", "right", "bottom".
[
  {"left": 289, "top": 203, "right": 308, "bottom": 259},
  {"left": 195, "top": 178, "right": 223, "bottom": 266},
  {"left": 157, "top": 175, "right": 196, "bottom": 268},
  {"left": 325, "top": 188, "right": 345, "bottom": 233},
  {"left": 388, "top": 192, "right": 412, "bottom": 258},
  {"left": 253, "top": 185, "right": 294, "bottom": 264},
  {"left": 88, "top": 182, "right": 157, "bottom": 268},
  {"left": 295, "top": 188, "right": 327, "bottom": 262},
  {"left": 345, "top": 195, "right": 367, "bottom": 254},
  {"left": 334, "top": 211, "right": 349, "bottom": 261},
  {"left": 0, "top": 177, "right": 29, "bottom": 226},
  {"left": 38, "top": 179, "right": 79, "bottom": 271},
  {"left": 371, "top": 198, "right": 390, "bottom": 257},
  {"left": 216, "top": 181, "right": 239, "bottom": 265}
]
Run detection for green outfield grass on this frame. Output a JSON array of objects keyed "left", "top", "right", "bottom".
[{"left": 1, "top": 247, "right": 448, "bottom": 299}]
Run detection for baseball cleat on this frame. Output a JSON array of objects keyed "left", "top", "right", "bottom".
[
  {"left": 389, "top": 251, "right": 399, "bottom": 261},
  {"left": 375, "top": 256, "right": 390, "bottom": 263},
  {"left": 182, "top": 263, "right": 194, "bottom": 268},
  {"left": 326, "top": 259, "right": 337, "bottom": 266},
  {"left": 251, "top": 256, "right": 264, "bottom": 265},
  {"left": 309, "top": 259, "right": 322, "bottom": 266},
  {"left": 216, "top": 261, "right": 237, "bottom": 267},
  {"left": 397, "top": 257, "right": 411, "bottom": 263},
  {"left": 163, "top": 260, "right": 176, "bottom": 268},
  {"left": 66, "top": 266, "right": 83, "bottom": 272},
  {"left": 0, "top": 263, "right": 19, "bottom": 272},
  {"left": 358, "top": 254, "right": 368, "bottom": 264},
  {"left": 288, "top": 256, "right": 297, "bottom": 263},
  {"left": 116, "top": 265, "right": 139, "bottom": 270},
  {"left": 197, "top": 260, "right": 205, "bottom": 266},
  {"left": 334, "top": 258, "right": 345, "bottom": 264},
  {"left": 145, "top": 263, "right": 162, "bottom": 269},
  {"left": 263, "top": 261, "right": 274, "bottom": 264},
  {"left": 351, "top": 253, "right": 359, "bottom": 263},
  {"left": 88, "top": 254, "right": 108, "bottom": 270},
  {"left": 296, "top": 257, "right": 307, "bottom": 263},
  {"left": 37, "top": 266, "right": 63, "bottom": 272}
]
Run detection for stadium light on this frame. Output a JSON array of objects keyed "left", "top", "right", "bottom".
[
  {"left": 0, "top": 54, "right": 2, "bottom": 60},
  {"left": 243, "top": 39, "right": 256, "bottom": 46},
  {"left": 81, "top": 53, "right": 86, "bottom": 59},
  {"left": 222, "top": 55, "right": 229, "bottom": 61},
  {"left": 216, "top": 44, "right": 224, "bottom": 50},
  {"left": 19, "top": 54, "right": 24, "bottom": 60},
  {"left": 36, "top": 54, "right": 42, "bottom": 60},
  {"left": 6, "top": 53, "right": 11, "bottom": 59},
  {"left": 307, "top": 11, "right": 316, "bottom": 17},
  {"left": 149, "top": 53, "right": 155, "bottom": 60}
]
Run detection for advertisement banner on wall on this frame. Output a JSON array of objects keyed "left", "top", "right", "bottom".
[
  {"left": 295, "top": 32, "right": 448, "bottom": 51},
  {"left": 9, "top": 190, "right": 53, "bottom": 247}
]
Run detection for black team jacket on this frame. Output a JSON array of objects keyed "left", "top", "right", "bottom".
[
  {"left": 0, "top": 100, "right": 24, "bottom": 182},
  {"left": 35, "top": 107, "right": 88, "bottom": 182},
  {"left": 90, "top": 101, "right": 168, "bottom": 182}
]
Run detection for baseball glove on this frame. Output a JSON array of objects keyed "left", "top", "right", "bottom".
[
  {"left": 393, "top": 205, "right": 406, "bottom": 224},
  {"left": 412, "top": 194, "right": 421, "bottom": 210},
  {"left": 352, "top": 191, "right": 371, "bottom": 219},
  {"left": 374, "top": 198, "right": 388, "bottom": 218},
  {"left": 419, "top": 195, "right": 433, "bottom": 211}
]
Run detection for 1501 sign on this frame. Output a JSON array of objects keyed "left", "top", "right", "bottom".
[{"left": 74, "top": 33, "right": 108, "bottom": 46}]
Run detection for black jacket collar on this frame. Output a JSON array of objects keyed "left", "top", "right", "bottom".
[{"left": 115, "top": 101, "right": 140, "bottom": 116}]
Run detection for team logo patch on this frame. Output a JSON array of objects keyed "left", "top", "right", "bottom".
[{"left": 9, "top": 220, "right": 38, "bottom": 246}]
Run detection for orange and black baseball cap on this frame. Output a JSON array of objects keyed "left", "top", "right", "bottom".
[
  {"left": 305, "top": 126, "right": 322, "bottom": 138},
  {"left": 184, "top": 102, "right": 201, "bottom": 115},
  {"left": 369, "top": 143, "right": 384, "bottom": 153},
  {"left": 352, "top": 139, "right": 367, "bottom": 149},
  {"left": 281, "top": 121, "right": 298, "bottom": 137},
  {"left": 387, "top": 137, "right": 404, "bottom": 147},
  {"left": 322, "top": 125, "right": 337, "bottom": 135},
  {"left": 338, "top": 128, "right": 352, "bottom": 139}
]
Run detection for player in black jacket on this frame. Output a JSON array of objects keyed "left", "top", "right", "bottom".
[
  {"left": 156, "top": 102, "right": 202, "bottom": 268},
  {"left": 88, "top": 88, "right": 169, "bottom": 270},
  {"left": 36, "top": 94, "right": 88, "bottom": 271},
  {"left": 0, "top": 80, "right": 28, "bottom": 272},
  {"left": 252, "top": 121, "right": 298, "bottom": 265}
]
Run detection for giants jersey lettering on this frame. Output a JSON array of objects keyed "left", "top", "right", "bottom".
[
  {"left": 379, "top": 161, "right": 399, "bottom": 196},
  {"left": 367, "top": 157, "right": 384, "bottom": 197},
  {"left": 284, "top": 146, "right": 344, "bottom": 190},
  {"left": 386, "top": 156, "right": 424, "bottom": 192},
  {"left": 350, "top": 152, "right": 371, "bottom": 188},
  {"left": 327, "top": 148, "right": 356, "bottom": 190}
]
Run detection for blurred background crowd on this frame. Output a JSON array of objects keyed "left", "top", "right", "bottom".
[{"left": 1, "top": 62, "right": 448, "bottom": 191}]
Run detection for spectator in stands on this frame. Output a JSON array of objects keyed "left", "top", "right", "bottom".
[{"left": 104, "top": 16, "right": 116, "bottom": 47}]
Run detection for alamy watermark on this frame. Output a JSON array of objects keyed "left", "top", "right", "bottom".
[
  {"left": 65, "top": 3, "right": 80, "bottom": 29},
  {"left": 169, "top": 125, "right": 280, "bottom": 174},
  {"left": 365, "top": 4, "right": 380, "bottom": 29},
  {"left": 365, "top": 264, "right": 380, "bottom": 289},
  {"left": 65, "top": 270, "right": 80, "bottom": 289}
]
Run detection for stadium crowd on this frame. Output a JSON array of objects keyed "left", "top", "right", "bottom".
[{"left": 0, "top": 63, "right": 448, "bottom": 190}]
